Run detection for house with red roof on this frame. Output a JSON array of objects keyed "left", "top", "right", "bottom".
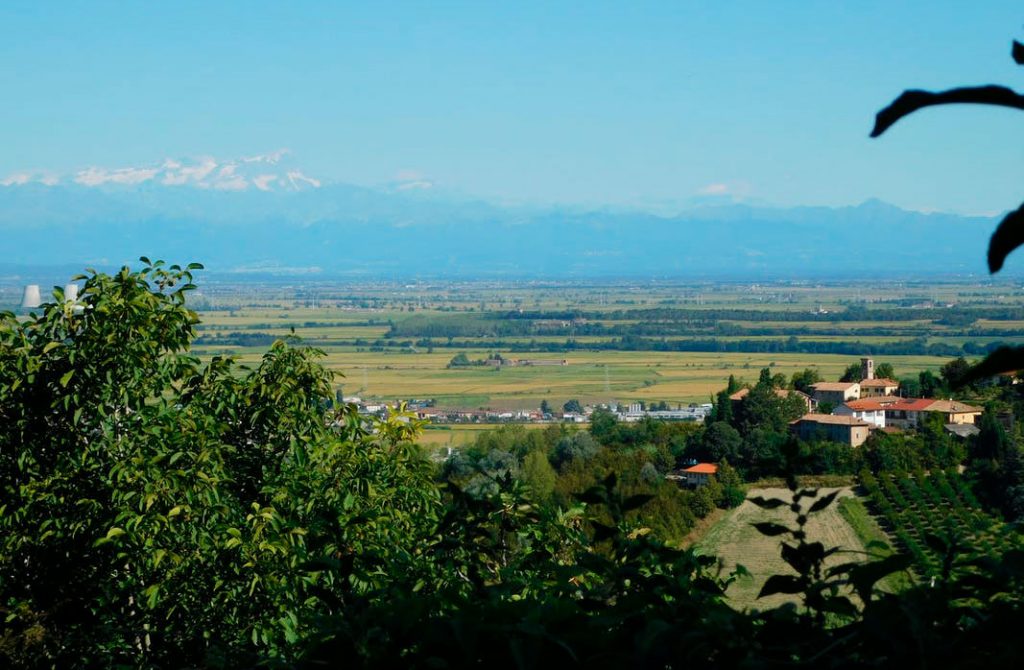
[{"left": 681, "top": 462, "right": 719, "bottom": 488}]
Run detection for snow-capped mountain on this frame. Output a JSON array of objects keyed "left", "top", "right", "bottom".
[
  {"left": 1, "top": 150, "right": 321, "bottom": 193},
  {"left": 0, "top": 152, "right": 1003, "bottom": 278}
]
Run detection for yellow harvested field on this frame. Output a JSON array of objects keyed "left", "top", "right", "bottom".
[{"left": 191, "top": 346, "right": 948, "bottom": 409}]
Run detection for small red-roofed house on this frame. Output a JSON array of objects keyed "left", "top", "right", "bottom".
[
  {"left": 682, "top": 462, "right": 719, "bottom": 488},
  {"left": 883, "top": 398, "right": 941, "bottom": 430},
  {"left": 834, "top": 397, "right": 901, "bottom": 428}
]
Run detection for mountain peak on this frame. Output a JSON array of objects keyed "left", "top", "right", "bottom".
[{"left": 1, "top": 150, "right": 322, "bottom": 193}]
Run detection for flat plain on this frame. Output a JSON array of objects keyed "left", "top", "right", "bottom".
[{"left": 165, "top": 277, "right": 1024, "bottom": 409}]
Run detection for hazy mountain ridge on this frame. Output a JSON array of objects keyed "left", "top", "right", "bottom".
[{"left": 0, "top": 178, "right": 999, "bottom": 278}]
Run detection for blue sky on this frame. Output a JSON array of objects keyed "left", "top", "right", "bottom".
[{"left": 1, "top": 1, "right": 1022, "bottom": 213}]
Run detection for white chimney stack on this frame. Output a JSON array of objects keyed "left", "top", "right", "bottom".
[
  {"left": 21, "top": 284, "right": 42, "bottom": 309},
  {"left": 64, "top": 284, "right": 79, "bottom": 303}
]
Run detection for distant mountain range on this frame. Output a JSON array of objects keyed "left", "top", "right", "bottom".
[{"left": 0, "top": 155, "right": 1004, "bottom": 279}]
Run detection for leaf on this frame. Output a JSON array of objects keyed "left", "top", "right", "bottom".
[
  {"left": 955, "top": 345, "right": 1024, "bottom": 387},
  {"left": 622, "top": 494, "right": 655, "bottom": 512},
  {"left": 871, "top": 85, "right": 1024, "bottom": 138},
  {"left": 59, "top": 370, "right": 74, "bottom": 388},
  {"left": 748, "top": 496, "right": 787, "bottom": 510},
  {"left": 1014, "top": 40, "right": 1024, "bottom": 65},
  {"left": 845, "top": 554, "right": 913, "bottom": 602},
  {"left": 866, "top": 539, "right": 891, "bottom": 552},
  {"left": 817, "top": 595, "right": 859, "bottom": 617},
  {"left": 987, "top": 201, "right": 1024, "bottom": 273},
  {"left": 144, "top": 584, "right": 160, "bottom": 609},
  {"left": 751, "top": 522, "right": 792, "bottom": 537},
  {"left": 758, "top": 574, "right": 804, "bottom": 598},
  {"left": 924, "top": 533, "right": 948, "bottom": 556},
  {"left": 808, "top": 490, "right": 840, "bottom": 513},
  {"left": 575, "top": 487, "right": 607, "bottom": 505},
  {"left": 591, "top": 521, "right": 617, "bottom": 543}
]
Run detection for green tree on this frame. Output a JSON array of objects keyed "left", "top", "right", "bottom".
[
  {"left": 875, "top": 362, "right": 896, "bottom": 380},
  {"left": 940, "top": 357, "right": 972, "bottom": 390},
  {"left": 540, "top": 399, "right": 551, "bottom": 415},
  {"left": 563, "top": 398, "right": 583, "bottom": 414},
  {"left": 839, "top": 362, "right": 863, "bottom": 383},
  {"left": 715, "top": 461, "right": 746, "bottom": 508},
  {"left": 0, "top": 261, "right": 440, "bottom": 666},
  {"left": 700, "top": 422, "right": 743, "bottom": 463},
  {"left": 791, "top": 368, "right": 822, "bottom": 394},
  {"left": 919, "top": 370, "right": 941, "bottom": 398},
  {"left": 519, "top": 449, "right": 557, "bottom": 501}
]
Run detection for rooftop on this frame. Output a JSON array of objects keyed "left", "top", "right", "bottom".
[
  {"left": 860, "top": 378, "right": 900, "bottom": 387},
  {"left": 791, "top": 413, "right": 869, "bottom": 427},
  {"left": 729, "top": 387, "right": 810, "bottom": 401},
  {"left": 811, "top": 382, "right": 859, "bottom": 392},
  {"left": 842, "top": 398, "right": 902, "bottom": 411},
  {"left": 683, "top": 463, "right": 719, "bottom": 475},
  {"left": 926, "top": 399, "right": 983, "bottom": 414}
]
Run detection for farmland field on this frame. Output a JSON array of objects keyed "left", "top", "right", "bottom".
[
  {"left": 694, "top": 487, "right": 872, "bottom": 610},
  {"left": 148, "top": 276, "right": 1024, "bottom": 410}
]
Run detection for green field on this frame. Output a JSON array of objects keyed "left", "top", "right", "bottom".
[
  {"left": 156, "top": 277, "right": 1024, "bottom": 410},
  {"left": 695, "top": 487, "right": 874, "bottom": 610},
  {"left": 192, "top": 346, "right": 950, "bottom": 409}
]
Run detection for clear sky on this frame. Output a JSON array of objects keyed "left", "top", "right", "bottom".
[{"left": 1, "top": 1, "right": 1022, "bottom": 213}]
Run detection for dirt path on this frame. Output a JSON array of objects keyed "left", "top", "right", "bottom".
[{"left": 695, "top": 487, "right": 868, "bottom": 611}]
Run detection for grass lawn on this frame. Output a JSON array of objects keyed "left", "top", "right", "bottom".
[{"left": 694, "top": 487, "right": 872, "bottom": 611}]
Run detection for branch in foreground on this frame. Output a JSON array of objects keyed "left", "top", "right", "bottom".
[{"left": 871, "top": 85, "right": 1024, "bottom": 138}]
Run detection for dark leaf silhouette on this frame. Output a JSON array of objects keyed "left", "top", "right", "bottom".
[
  {"left": 1014, "top": 40, "right": 1024, "bottom": 65},
  {"left": 816, "top": 595, "right": 858, "bottom": 617},
  {"left": 987, "top": 201, "right": 1024, "bottom": 272},
  {"left": 871, "top": 85, "right": 1024, "bottom": 138},
  {"left": 842, "top": 554, "right": 913, "bottom": 603},
  {"left": 622, "top": 494, "right": 655, "bottom": 512},
  {"left": 752, "top": 522, "right": 792, "bottom": 537},
  {"left": 758, "top": 575, "right": 804, "bottom": 598},
  {"left": 808, "top": 490, "right": 840, "bottom": 514},
  {"left": 748, "top": 496, "right": 788, "bottom": 510},
  {"left": 955, "top": 345, "right": 1024, "bottom": 387}
]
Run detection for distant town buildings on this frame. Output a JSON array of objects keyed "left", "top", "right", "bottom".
[
  {"left": 831, "top": 397, "right": 982, "bottom": 430},
  {"left": 790, "top": 413, "right": 871, "bottom": 447},
  {"left": 810, "top": 381, "right": 861, "bottom": 405}
]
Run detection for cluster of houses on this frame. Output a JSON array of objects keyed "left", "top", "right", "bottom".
[
  {"left": 343, "top": 394, "right": 714, "bottom": 426},
  {"left": 768, "top": 357, "right": 982, "bottom": 447}
]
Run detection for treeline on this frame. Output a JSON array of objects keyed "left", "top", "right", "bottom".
[
  {"left": 441, "top": 422, "right": 743, "bottom": 543},
  {"left": 201, "top": 332, "right": 1010, "bottom": 357},
  {"left": 380, "top": 335, "right": 1007, "bottom": 358},
  {"left": 506, "top": 305, "right": 1024, "bottom": 323}
]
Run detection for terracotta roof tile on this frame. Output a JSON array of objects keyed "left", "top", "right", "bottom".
[
  {"left": 791, "top": 413, "right": 869, "bottom": 427},
  {"left": 683, "top": 463, "right": 719, "bottom": 474}
]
